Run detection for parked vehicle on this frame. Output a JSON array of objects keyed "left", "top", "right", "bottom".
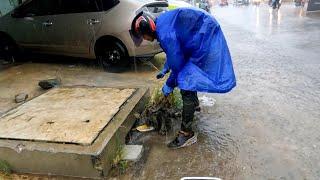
[
  {"left": 252, "top": 0, "right": 261, "bottom": 6},
  {"left": 220, "top": 0, "right": 229, "bottom": 6},
  {"left": 161, "top": 0, "right": 192, "bottom": 9},
  {"left": 294, "top": 0, "right": 305, "bottom": 7},
  {"left": 0, "top": 0, "right": 168, "bottom": 71},
  {"left": 233, "top": 0, "right": 248, "bottom": 6},
  {"left": 270, "top": 0, "right": 281, "bottom": 9},
  {"left": 199, "top": 0, "right": 211, "bottom": 13}
]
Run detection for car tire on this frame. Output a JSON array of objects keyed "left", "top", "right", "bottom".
[
  {"left": 97, "top": 41, "right": 129, "bottom": 73},
  {"left": 0, "top": 35, "right": 18, "bottom": 64}
]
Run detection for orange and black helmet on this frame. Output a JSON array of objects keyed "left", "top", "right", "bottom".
[{"left": 130, "top": 12, "right": 156, "bottom": 46}]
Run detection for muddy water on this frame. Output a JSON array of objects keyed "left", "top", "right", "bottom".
[
  {"left": 122, "top": 94, "right": 241, "bottom": 180},
  {"left": 119, "top": 107, "right": 241, "bottom": 180}
]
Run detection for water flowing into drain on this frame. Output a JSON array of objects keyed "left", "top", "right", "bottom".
[{"left": 141, "top": 59, "right": 160, "bottom": 72}]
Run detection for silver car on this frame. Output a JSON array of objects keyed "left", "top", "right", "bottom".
[{"left": 0, "top": 0, "right": 168, "bottom": 70}]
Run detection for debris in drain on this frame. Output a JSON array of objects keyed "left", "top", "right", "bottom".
[
  {"left": 134, "top": 124, "right": 155, "bottom": 132},
  {"left": 38, "top": 78, "right": 61, "bottom": 90},
  {"left": 126, "top": 88, "right": 182, "bottom": 144},
  {"left": 135, "top": 95, "right": 181, "bottom": 135},
  {"left": 15, "top": 93, "right": 28, "bottom": 103}
]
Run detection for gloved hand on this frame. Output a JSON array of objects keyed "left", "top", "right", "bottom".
[
  {"left": 162, "top": 84, "right": 174, "bottom": 97},
  {"left": 156, "top": 72, "right": 165, "bottom": 79}
]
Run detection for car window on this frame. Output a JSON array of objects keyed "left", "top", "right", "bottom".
[
  {"left": 40, "top": 0, "right": 59, "bottom": 16},
  {"left": 58, "top": 0, "right": 98, "bottom": 14},
  {"left": 15, "top": 0, "right": 59, "bottom": 17},
  {"left": 15, "top": 0, "right": 39, "bottom": 17},
  {"left": 0, "top": 0, "right": 21, "bottom": 17},
  {"left": 99, "top": 0, "right": 120, "bottom": 11},
  {"left": 58, "top": 0, "right": 119, "bottom": 14}
]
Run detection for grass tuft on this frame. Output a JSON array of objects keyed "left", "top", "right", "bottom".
[
  {"left": 111, "top": 135, "right": 128, "bottom": 175},
  {"left": 0, "top": 160, "right": 12, "bottom": 175}
]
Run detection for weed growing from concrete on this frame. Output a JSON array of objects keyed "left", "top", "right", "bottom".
[
  {"left": 0, "top": 160, "right": 12, "bottom": 175},
  {"left": 111, "top": 135, "right": 128, "bottom": 175},
  {"left": 150, "top": 53, "right": 166, "bottom": 69}
]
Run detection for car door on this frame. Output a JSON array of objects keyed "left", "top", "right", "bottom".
[
  {"left": 41, "top": 0, "right": 103, "bottom": 57},
  {"left": 7, "top": 0, "right": 47, "bottom": 52}
]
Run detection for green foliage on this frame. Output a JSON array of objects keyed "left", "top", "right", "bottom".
[
  {"left": 117, "top": 160, "right": 128, "bottom": 174},
  {"left": 0, "top": 160, "right": 12, "bottom": 175},
  {"left": 111, "top": 135, "right": 128, "bottom": 175},
  {"left": 151, "top": 53, "right": 166, "bottom": 69},
  {"left": 112, "top": 135, "right": 124, "bottom": 166},
  {"left": 149, "top": 85, "right": 182, "bottom": 110}
]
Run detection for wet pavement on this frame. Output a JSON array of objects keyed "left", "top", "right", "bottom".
[
  {"left": 118, "top": 4, "right": 320, "bottom": 180},
  {"left": 0, "top": 57, "right": 161, "bottom": 116},
  {"left": 211, "top": 4, "right": 320, "bottom": 179},
  {"left": 1, "top": 3, "right": 320, "bottom": 180}
]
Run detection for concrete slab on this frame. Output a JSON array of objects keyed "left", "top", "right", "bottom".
[
  {"left": 122, "top": 145, "right": 143, "bottom": 162},
  {"left": 0, "top": 87, "right": 135, "bottom": 145},
  {"left": 0, "top": 86, "right": 150, "bottom": 179}
]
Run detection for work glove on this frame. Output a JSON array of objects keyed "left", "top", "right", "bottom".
[
  {"left": 162, "top": 84, "right": 174, "bottom": 97},
  {"left": 156, "top": 72, "right": 165, "bottom": 79}
]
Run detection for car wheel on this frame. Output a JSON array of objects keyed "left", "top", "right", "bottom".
[
  {"left": 0, "top": 35, "right": 17, "bottom": 64},
  {"left": 97, "top": 41, "right": 129, "bottom": 72}
]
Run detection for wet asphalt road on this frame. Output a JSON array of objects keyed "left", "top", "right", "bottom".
[
  {"left": 122, "top": 4, "right": 320, "bottom": 180},
  {"left": 210, "top": 4, "right": 320, "bottom": 179}
]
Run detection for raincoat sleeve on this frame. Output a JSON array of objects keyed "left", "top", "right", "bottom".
[
  {"left": 161, "top": 32, "right": 186, "bottom": 88},
  {"left": 160, "top": 60, "right": 170, "bottom": 75}
]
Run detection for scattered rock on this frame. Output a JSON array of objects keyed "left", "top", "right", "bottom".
[
  {"left": 122, "top": 145, "right": 143, "bottom": 162},
  {"left": 38, "top": 78, "right": 61, "bottom": 90},
  {"left": 15, "top": 93, "right": 28, "bottom": 103}
]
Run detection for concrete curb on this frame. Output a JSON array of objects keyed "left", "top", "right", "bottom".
[{"left": 0, "top": 87, "right": 150, "bottom": 179}]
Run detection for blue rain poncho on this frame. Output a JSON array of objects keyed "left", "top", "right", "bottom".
[{"left": 156, "top": 8, "right": 236, "bottom": 93}]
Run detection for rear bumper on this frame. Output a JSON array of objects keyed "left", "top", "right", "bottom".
[
  {"left": 132, "top": 51, "right": 163, "bottom": 59},
  {"left": 131, "top": 41, "right": 163, "bottom": 57}
]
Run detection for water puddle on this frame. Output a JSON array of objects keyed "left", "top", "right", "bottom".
[
  {"left": 199, "top": 95, "right": 216, "bottom": 107},
  {"left": 198, "top": 95, "right": 217, "bottom": 114}
]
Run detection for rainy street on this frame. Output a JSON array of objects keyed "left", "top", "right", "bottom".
[
  {"left": 119, "top": 4, "right": 320, "bottom": 180},
  {"left": 0, "top": 2, "right": 320, "bottom": 180}
]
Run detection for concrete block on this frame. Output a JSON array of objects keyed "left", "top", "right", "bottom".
[
  {"left": 122, "top": 145, "right": 143, "bottom": 162},
  {"left": 0, "top": 86, "right": 150, "bottom": 179}
]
